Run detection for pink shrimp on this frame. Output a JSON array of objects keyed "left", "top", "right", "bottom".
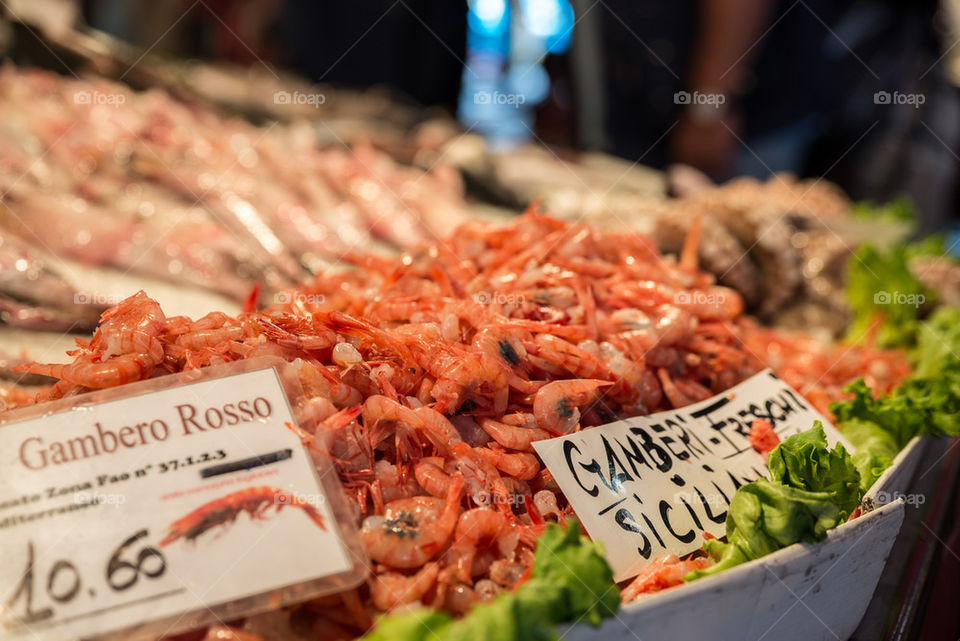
[
  {"left": 414, "top": 459, "right": 452, "bottom": 498},
  {"left": 369, "top": 562, "right": 440, "bottom": 611},
  {"left": 15, "top": 292, "right": 167, "bottom": 388},
  {"left": 361, "top": 395, "right": 425, "bottom": 457},
  {"left": 471, "top": 326, "right": 541, "bottom": 394},
  {"left": 448, "top": 508, "right": 519, "bottom": 583},
  {"left": 529, "top": 334, "right": 613, "bottom": 380},
  {"left": 258, "top": 317, "right": 337, "bottom": 352},
  {"left": 90, "top": 291, "right": 166, "bottom": 362},
  {"left": 360, "top": 473, "right": 463, "bottom": 568},
  {"left": 15, "top": 353, "right": 158, "bottom": 389},
  {"left": 533, "top": 490, "right": 566, "bottom": 525},
  {"left": 620, "top": 554, "right": 714, "bottom": 602},
  {"left": 479, "top": 418, "right": 552, "bottom": 452},
  {"left": 533, "top": 379, "right": 613, "bottom": 434},
  {"left": 474, "top": 446, "right": 540, "bottom": 481}
]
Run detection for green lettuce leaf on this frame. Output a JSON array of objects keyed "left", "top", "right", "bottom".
[
  {"left": 686, "top": 478, "right": 843, "bottom": 581},
  {"left": 361, "top": 609, "right": 453, "bottom": 641},
  {"left": 686, "top": 423, "right": 857, "bottom": 582},
  {"left": 844, "top": 243, "right": 932, "bottom": 348},
  {"left": 912, "top": 306, "right": 960, "bottom": 378},
  {"left": 767, "top": 422, "right": 861, "bottom": 518},
  {"left": 850, "top": 196, "right": 916, "bottom": 222},
  {"left": 531, "top": 518, "right": 619, "bottom": 626},
  {"left": 840, "top": 417, "right": 898, "bottom": 492}
]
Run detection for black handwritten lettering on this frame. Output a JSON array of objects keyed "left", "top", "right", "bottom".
[
  {"left": 563, "top": 441, "right": 599, "bottom": 497},
  {"left": 615, "top": 508, "right": 652, "bottom": 559},
  {"left": 659, "top": 500, "right": 696, "bottom": 544}
]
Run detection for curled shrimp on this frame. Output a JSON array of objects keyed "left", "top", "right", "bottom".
[
  {"left": 362, "top": 395, "right": 425, "bottom": 457},
  {"left": 360, "top": 473, "right": 463, "bottom": 568},
  {"left": 449, "top": 507, "right": 519, "bottom": 583},
  {"left": 369, "top": 562, "right": 439, "bottom": 611},
  {"left": 533, "top": 379, "right": 612, "bottom": 434},
  {"left": 414, "top": 459, "right": 452, "bottom": 498}
]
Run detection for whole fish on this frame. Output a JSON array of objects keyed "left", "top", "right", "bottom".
[{"left": 0, "top": 232, "right": 102, "bottom": 331}]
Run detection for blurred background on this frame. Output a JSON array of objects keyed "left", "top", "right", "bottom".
[
  {"left": 0, "top": 0, "right": 959, "bottom": 338},
  {"left": 62, "top": 0, "right": 960, "bottom": 231}
]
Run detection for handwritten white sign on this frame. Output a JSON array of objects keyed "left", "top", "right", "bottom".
[{"left": 533, "top": 369, "right": 848, "bottom": 581}]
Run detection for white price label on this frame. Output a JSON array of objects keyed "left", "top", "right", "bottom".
[
  {"left": 534, "top": 369, "right": 848, "bottom": 581},
  {"left": 0, "top": 366, "right": 357, "bottom": 641}
]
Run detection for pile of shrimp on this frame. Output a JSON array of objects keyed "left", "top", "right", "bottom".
[{"left": 11, "top": 211, "right": 910, "bottom": 639}]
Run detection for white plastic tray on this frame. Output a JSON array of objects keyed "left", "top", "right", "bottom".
[{"left": 563, "top": 500, "right": 904, "bottom": 641}]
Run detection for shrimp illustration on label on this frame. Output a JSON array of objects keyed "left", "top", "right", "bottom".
[{"left": 159, "top": 486, "right": 326, "bottom": 546}]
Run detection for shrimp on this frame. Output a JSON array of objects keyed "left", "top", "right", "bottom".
[
  {"left": 471, "top": 326, "right": 541, "bottom": 394},
  {"left": 362, "top": 395, "right": 425, "bottom": 458},
  {"left": 258, "top": 316, "right": 337, "bottom": 352},
  {"left": 474, "top": 447, "right": 540, "bottom": 481},
  {"left": 748, "top": 418, "right": 780, "bottom": 458},
  {"left": 533, "top": 379, "right": 613, "bottom": 434},
  {"left": 529, "top": 334, "right": 612, "bottom": 380},
  {"left": 413, "top": 405, "right": 464, "bottom": 454},
  {"left": 657, "top": 368, "right": 711, "bottom": 408},
  {"left": 443, "top": 582, "right": 479, "bottom": 615},
  {"left": 159, "top": 486, "right": 325, "bottom": 546},
  {"left": 15, "top": 352, "right": 159, "bottom": 389},
  {"left": 370, "top": 460, "right": 418, "bottom": 508},
  {"left": 448, "top": 508, "right": 519, "bottom": 583},
  {"left": 16, "top": 291, "right": 167, "bottom": 388},
  {"left": 489, "top": 559, "right": 528, "bottom": 588},
  {"left": 360, "top": 473, "right": 463, "bottom": 568},
  {"left": 449, "top": 443, "right": 513, "bottom": 513},
  {"left": 533, "top": 490, "right": 566, "bottom": 524},
  {"left": 673, "top": 286, "right": 744, "bottom": 321},
  {"left": 428, "top": 350, "right": 507, "bottom": 415},
  {"left": 91, "top": 291, "right": 166, "bottom": 361},
  {"left": 620, "top": 554, "right": 713, "bottom": 602},
  {"left": 479, "top": 418, "right": 552, "bottom": 452},
  {"left": 369, "top": 562, "right": 439, "bottom": 611},
  {"left": 414, "top": 460, "right": 451, "bottom": 498}
]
